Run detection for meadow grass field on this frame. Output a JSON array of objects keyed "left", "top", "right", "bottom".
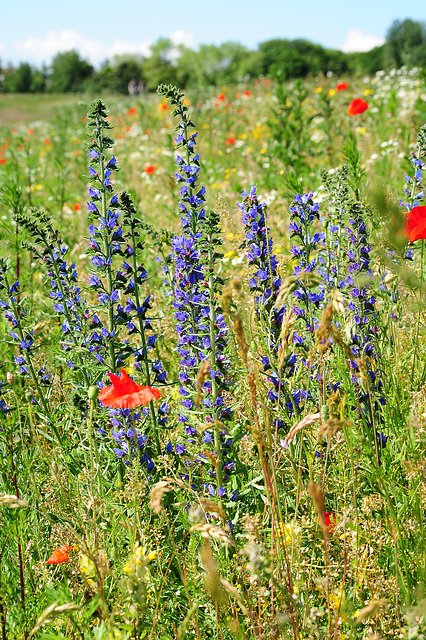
[{"left": 0, "top": 68, "right": 426, "bottom": 639}]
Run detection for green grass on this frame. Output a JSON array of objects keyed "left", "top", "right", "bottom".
[{"left": 0, "top": 72, "right": 425, "bottom": 640}]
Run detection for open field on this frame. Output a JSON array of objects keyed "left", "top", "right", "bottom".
[{"left": 0, "top": 70, "right": 426, "bottom": 639}]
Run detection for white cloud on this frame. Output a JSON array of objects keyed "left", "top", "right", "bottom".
[
  {"left": 340, "top": 28, "right": 385, "bottom": 53},
  {"left": 105, "top": 38, "right": 152, "bottom": 60},
  {"left": 14, "top": 28, "right": 194, "bottom": 66},
  {"left": 169, "top": 30, "right": 195, "bottom": 49},
  {"left": 15, "top": 30, "right": 106, "bottom": 65}
]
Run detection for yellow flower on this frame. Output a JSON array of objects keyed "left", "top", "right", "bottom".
[
  {"left": 147, "top": 550, "right": 157, "bottom": 561},
  {"left": 328, "top": 89, "right": 336, "bottom": 97},
  {"left": 364, "top": 89, "right": 373, "bottom": 96},
  {"left": 124, "top": 565, "right": 131, "bottom": 574},
  {"left": 260, "top": 148, "right": 267, "bottom": 154},
  {"left": 359, "top": 127, "right": 366, "bottom": 135},
  {"left": 314, "top": 87, "right": 323, "bottom": 93}
]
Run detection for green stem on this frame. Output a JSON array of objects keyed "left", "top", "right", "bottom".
[
  {"left": 132, "top": 409, "right": 140, "bottom": 545},
  {"left": 130, "top": 223, "right": 161, "bottom": 455},
  {"left": 42, "top": 237, "right": 90, "bottom": 387},
  {"left": 4, "top": 272, "right": 61, "bottom": 443},
  {"left": 97, "top": 119, "right": 116, "bottom": 372},
  {"left": 411, "top": 238, "right": 424, "bottom": 385}
]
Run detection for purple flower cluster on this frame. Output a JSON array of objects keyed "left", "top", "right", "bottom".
[
  {"left": 322, "top": 165, "right": 386, "bottom": 428},
  {"left": 0, "top": 259, "right": 51, "bottom": 414},
  {"left": 400, "top": 126, "right": 425, "bottom": 211},
  {"left": 344, "top": 202, "right": 385, "bottom": 414},
  {"left": 239, "top": 188, "right": 322, "bottom": 422},
  {"left": 158, "top": 83, "right": 233, "bottom": 496},
  {"left": 289, "top": 193, "right": 326, "bottom": 331},
  {"left": 85, "top": 102, "right": 168, "bottom": 451}
]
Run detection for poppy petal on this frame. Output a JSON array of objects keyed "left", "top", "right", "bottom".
[
  {"left": 46, "top": 545, "right": 71, "bottom": 564},
  {"left": 98, "top": 369, "right": 161, "bottom": 409},
  {"left": 347, "top": 98, "right": 368, "bottom": 116}
]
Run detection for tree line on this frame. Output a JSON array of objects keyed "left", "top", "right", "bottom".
[{"left": 1, "top": 18, "right": 425, "bottom": 94}]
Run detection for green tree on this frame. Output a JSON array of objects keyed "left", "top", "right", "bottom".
[
  {"left": 347, "top": 46, "right": 385, "bottom": 75},
  {"left": 2, "top": 63, "right": 33, "bottom": 92},
  {"left": 385, "top": 18, "right": 426, "bottom": 68},
  {"left": 48, "top": 50, "right": 94, "bottom": 93},
  {"left": 176, "top": 41, "right": 260, "bottom": 88},
  {"left": 91, "top": 59, "right": 144, "bottom": 94},
  {"left": 141, "top": 38, "right": 178, "bottom": 91},
  {"left": 30, "top": 67, "right": 46, "bottom": 92}
]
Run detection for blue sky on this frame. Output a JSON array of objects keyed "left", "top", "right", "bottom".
[{"left": 1, "top": 0, "right": 424, "bottom": 66}]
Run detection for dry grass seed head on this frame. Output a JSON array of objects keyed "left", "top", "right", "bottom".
[
  {"left": 149, "top": 480, "right": 174, "bottom": 514},
  {"left": 233, "top": 314, "right": 249, "bottom": 367},
  {"left": 199, "top": 498, "right": 226, "bottom": 521},
  {"left": 0, "top": 494, "right": 29, "bottom": 508},
  {"left": 190, "top": 523, "right": 234, "bottom": 546},
  {"left": 278, "top": 308, "right": 296, "bottom": 369},
  {"left": 284, "top": 412, "right": 321, "bottom": 446},
  {"left": 196, "top": 360, "right": 211, "bottom": 406},
  {"left": 317, "top": 418, "right": 352, "bottom": 439},
  {"left": 307, "top": 481, "right": 328, "bottom": 537}
]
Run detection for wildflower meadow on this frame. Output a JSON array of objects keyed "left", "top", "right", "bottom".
[{"left": 1, "top": 68, "right": 426, "bottom": 639}]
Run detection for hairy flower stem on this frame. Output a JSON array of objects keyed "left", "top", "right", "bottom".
[
  {"left": 206, "top": 229, "right": 223, "bottom": 490},
  {"left": 40, "top": 237, "right": 90, "bottom": 387},
  {"left": 99, "top": 157, "right": 116, "bottom": 371},
  {"left": 9, "top": 441, "right": 28, "bottom": 640},
  {"left": 87, "top": 398, "right": 99, "bottom": 546},
  {"left": 2, "top": 271, "right": 60, "bottom": 442},
  {"left": 129, "top": 224, "right": 161, "bottom": 455},
  {"left": 411, "top": 239, "right": 424, "bottom": 385},
  {"left": 131, "top": 409, "right": 141, "bottom": 544}
]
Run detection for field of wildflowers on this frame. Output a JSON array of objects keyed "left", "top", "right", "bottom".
[{"left": 0, "top": 68, "right": 426, "bottom": 639}]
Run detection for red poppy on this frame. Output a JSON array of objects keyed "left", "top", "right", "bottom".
[
  {"left": 336, "top": 82, "right": 349, "bottom": 91},
  {"left": 144, "top": 164, "right": 156, "bottom": 175},
  {"left": 347, "top": 98, "right": 368, "bottom": 116},
  {"left": 0, "top": 159, "right": 6, "bottom": 165},
  {"left": 98, "top": 368, "right": 160, "bottom": 409},
  {"left": 243, "top": 90, "right": 251, "bottom": 97},
  {"left": 2, "top": 144, "right": 8, "bottom": 150},
  {"left": 128, "top": 107, "right": 137, "bottom": 115},
  {"left": 217, "top": 93, "right": 226, "bottom": 101},
  {"left": 46, "top": 545, "right": 72, "bottom": 565},
  {"left": 43, "top": 138, "right": 51, "bottom": 145},
  {"left": 27, "top": 128, "right": 34, "bottom": 135},
  {"left": 159, "top": 103, "right": 169, "bottom": 112},
  {"left": 324, "top": 512, "right": 336, "bottom": 534},
  {"left": 406, "top": 205, "right": 426, "bottom": 242},
  {"left": 226, "top": 137, "right": 236, "bottom": 145},
  {"left": 73, "top": 203, "right": 81, "bottom": 211}
]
